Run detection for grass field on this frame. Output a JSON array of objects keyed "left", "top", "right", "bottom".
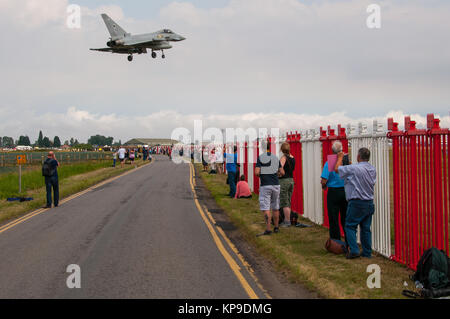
[
  {"left": 198, "top": 165, "right": 416, "bottom": 299},
  {"left": 0, "top": 159, "right": 150, "bottom": 224}
]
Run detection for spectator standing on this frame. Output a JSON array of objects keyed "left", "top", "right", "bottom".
[
  {"left": 216, "top": 146, "right": 224, "bottom": 174},
  {"left": 130, "top": 149, "right": 135, "bottom": 163},
  {"left": 209, "top": 148, "right": 217, "bottom": 173},
  {"left": 279, "top": 142, "right": 296, "bottom": 227},
  {"left": 335, "top": 148, "right": 376, "bottom": 259},
  {"left": 113, "top": 151, "right": 117, "bottom": 168},
  {"left": 235, "top": 175, "right": 252, "bottom": 199},
  {"left": 321, "top": 141, "right": 348, "bottom": 240},
  {"left": 224, "top": 146, "right": 239, "bottom": 198},
  {"left": 118, "top": 146, "right": 126, "bottom": 168},
  {"left": 255, "top": 141, "right": 284, "bottom": 235},
  {"left": 42, "top": 151, "right": 59, "bottom": 208}
]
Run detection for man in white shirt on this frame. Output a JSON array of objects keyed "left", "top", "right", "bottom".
[{"left": 118, "top": 147, "right": 126, "bottom": 168}]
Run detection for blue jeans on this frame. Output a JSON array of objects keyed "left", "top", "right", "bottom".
[
  {"left": 45, "top": 176, "right": 59, "bottom": 207},
  {"left": 345, "top": 199, "right": 374, "bottom": 257},
  {"left": 228, "top": 171, "right": 236, "bottom": 197}
]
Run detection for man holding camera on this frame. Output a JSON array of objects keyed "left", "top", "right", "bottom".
[
  {"left": 334, "top": 147, "right": 376, "bottom": 259},
  {"left": 321, "top": 141, "right": 348, "bottom": 241}
]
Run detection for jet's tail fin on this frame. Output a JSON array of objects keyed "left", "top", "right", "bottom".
[{"left": 101, "top": 14, "right": 129, "bottom": 40}]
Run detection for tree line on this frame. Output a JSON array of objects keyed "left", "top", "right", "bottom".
[{"left": 0, "top": 131, "right": 121, "bottom": 149}]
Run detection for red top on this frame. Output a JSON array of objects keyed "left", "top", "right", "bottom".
[{"left": 235, "top": 181, "right": 252, "bottom": 199}]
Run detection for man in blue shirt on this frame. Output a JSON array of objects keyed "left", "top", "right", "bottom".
[
  {"left": 321, "top": 141, "right": 347, "bottom": 241},
  {"left": 43, "top": 151, "right": 59, "bottom": 208},
  {"left": 224, "top": 146, "right": 239, "bottom": 198},
  {"left": 335, "top": 147, "right": 377, "bottom": 259}
]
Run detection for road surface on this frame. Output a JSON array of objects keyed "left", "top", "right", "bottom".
[{"left": 0, "top": 156, "right": 267, "bottom": 299}]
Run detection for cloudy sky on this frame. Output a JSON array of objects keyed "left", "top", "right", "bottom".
[{"left": 0, "top": 0, "right": 449, "bottom": 143}]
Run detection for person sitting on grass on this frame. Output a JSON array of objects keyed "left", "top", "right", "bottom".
[{"left": 235, "top": 175, "right": 252, "bottom": 199}]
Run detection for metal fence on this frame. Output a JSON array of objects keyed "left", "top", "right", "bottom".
[{"left": 0, "top": 152, "right": 112, "bottom": 168}]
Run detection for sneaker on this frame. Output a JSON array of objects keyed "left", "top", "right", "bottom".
[
  {"left": 262, "top": 230, "right": 272, "bottom": 236},
  {"left": 274, "top": 227, "right": 279, "bottom": 233},
  {"left": 280, "top": 222, "right": 290, "bottom": 228}
]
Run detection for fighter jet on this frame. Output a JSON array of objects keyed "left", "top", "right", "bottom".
[{"left": 90, "top": 14, "right": 185, "bottom": 62}]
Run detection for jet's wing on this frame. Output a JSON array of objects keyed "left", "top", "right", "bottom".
[{"left": 90, "top": 48, "right": 115, "bottom": 52}]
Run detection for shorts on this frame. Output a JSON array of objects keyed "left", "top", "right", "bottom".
[
  {"left": 259, "top": 185, "right": 281, "bottom": 211},
  {"left": 279, "top": 178, "right": 294, "bottom": 208},
  {"left": 119, "top": 157, "right": 125, "bottom": 162}
]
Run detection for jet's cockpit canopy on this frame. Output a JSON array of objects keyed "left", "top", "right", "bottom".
[{"left": 163, "top": 29, "right": 173, "bottom": 33}]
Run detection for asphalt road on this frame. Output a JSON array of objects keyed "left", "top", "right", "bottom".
[{"left": 0, "top": 156, "right": 261, "bottom": 299}]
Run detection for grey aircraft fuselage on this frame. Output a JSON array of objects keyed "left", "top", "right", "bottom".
[{"left": 90, "top": 14, "right": 185, "bottom": 62}]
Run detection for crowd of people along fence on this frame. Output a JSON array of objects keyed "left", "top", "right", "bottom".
[{"left": 206, "top": 113, "right": 449, "bottom": 270}]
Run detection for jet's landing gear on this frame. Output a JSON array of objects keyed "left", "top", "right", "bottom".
[
  {"left": 151, "top": 51, "right": 157, "bottom": 59},
  {"left": 161, "top": 50, "right": 166, "bottom": 59},
  {"left": 127, "top": 55, "right": 133, "bottom": 62}
]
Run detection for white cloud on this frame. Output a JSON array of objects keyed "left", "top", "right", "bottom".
[{"left": 1, "top": 106, "right": 448, "bottom": 144}]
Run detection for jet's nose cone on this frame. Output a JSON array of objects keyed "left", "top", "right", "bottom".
[{"left": 178, "top": 36, "right": 186, "bottom": 41}]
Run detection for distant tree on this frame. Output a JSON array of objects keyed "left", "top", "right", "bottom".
[
  {"left": 70, "top": 137, "right": 75, "bottom": 146},
  {"left": 37, "top": 130, "right": 44, "bottom": 147},
  {"left": 0, "top": 137, "right": 2, "bottom": 147},
  {"left": 74, "top": 139, "right": 80, "bottom": 146},
  {"left": 53, "top": 136, "right": 61, "bottom": 148},
  {"left": 18, "top": 136, "right": 31, "bottom": 146},
  {"left": 88, "top": 135, "right": 114, "bottom": 147},
  {"left": 64, "top": 140, "right": 69, "bottom": 146},
  {"left": 42, "top": 137, "right": 51, "bottom": 148},
  {"left": 2, "top": 136, "right": 15, "bottom": 148}
]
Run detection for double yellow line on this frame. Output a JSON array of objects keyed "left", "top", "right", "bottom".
[
  {"left": 0, "top": 163, "right": 151, "bottom": 235},
  {"left": 189, "top": 163, "right": 270, "bottom": 299}
]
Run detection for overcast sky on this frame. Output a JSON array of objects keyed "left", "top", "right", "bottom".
[{"left": 0, "top": 0, "right": 449, "bottom": 143}]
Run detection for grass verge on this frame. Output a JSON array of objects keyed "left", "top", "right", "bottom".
[
  {"left": 0, "top": 160, "right": 150, "bottom": 224},
  {"left": 198, "top": 165, "right": 415, "bottom": 299}
]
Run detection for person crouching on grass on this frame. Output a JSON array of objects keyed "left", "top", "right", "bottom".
[
  {"left": 255, "top": 141, "right": 284, "bottom": 235},
  {"left": 235, "top": 175, "right": 252, "bottom": 199}
]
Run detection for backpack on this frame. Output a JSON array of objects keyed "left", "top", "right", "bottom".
[
  {"left": 325, "top": 238, "right": 347, "bottom": 255},
  {"left": 42, "top": 159, "right": 55, "bottom": 177},
  {"left": 413, "top": 247, "right": 449, "bottom": 290}
]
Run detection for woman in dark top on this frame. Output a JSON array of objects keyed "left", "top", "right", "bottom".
[{"left": 279, "top": 142, "right": 296, "bottom": 227}]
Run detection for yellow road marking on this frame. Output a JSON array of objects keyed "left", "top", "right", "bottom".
[
  {"left": 202, "top": 204, "right": 272, "bottom": 299},
  {"left": 189, "top": 163, "right": 259, "bottom": 299},
  {"left": 0, "top": 162, "right": 152, "bottom": 235}
]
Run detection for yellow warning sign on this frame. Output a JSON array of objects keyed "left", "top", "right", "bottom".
[{"left": 16, "top": 155, "right": 27, "bottom": 165}]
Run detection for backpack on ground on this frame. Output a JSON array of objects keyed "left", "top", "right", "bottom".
[
  {"left": 42, "top": 159, "right": 54, "bottom": 177},
  {"left": 290, "top": 211, "right": 299, "bottom": 225},
  {"left": 325, "top": 238, "right": 347, "bottom": 255},
  {"left": 413, "top": 247, "right": 449, "bottom": 290}
]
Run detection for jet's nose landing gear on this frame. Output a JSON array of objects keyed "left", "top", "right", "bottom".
[
  {"left": 127, "top": 55, "right": 133, "bottom": 62},
  {"left": 151, "top": 51, "right": 157, "bottom": 59},
  {"left": 161, "top": 50, "right": 166, "bottom": 59}
]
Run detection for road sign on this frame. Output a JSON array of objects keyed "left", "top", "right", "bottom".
[{"left": 16, "top": 155, "right": 27, "bottom": 165}]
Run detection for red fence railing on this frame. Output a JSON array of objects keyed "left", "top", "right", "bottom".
[{"left": 388, "top": 114, "right": 450, "bottom": 269}]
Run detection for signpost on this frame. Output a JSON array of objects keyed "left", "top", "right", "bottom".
[{"left": 16, "top": 155, "right": 26, "bottom": 193}]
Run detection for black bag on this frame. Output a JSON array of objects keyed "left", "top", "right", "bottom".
[
  {"left": 412, "top": 247, "right": 449, "bottom": 290},
  {"left": 42, "top": 159, "right": 54, "bottom": 177},
  {"left": 290, "top": 211, "right": 299, "bottom": 225}
]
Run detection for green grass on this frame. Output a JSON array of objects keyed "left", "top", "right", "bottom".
[
  {"left": 0, "top": 161, "right": 114, "bottom": 199},
  {"left": 0, "top": 160, "right": 149, "bottom": 224},
  {"left": 198, "top": 165, "right": 416, "bottom": 299}
]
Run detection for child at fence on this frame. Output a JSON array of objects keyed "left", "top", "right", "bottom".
[{"left": 235, "top": 175, "right": 252, "bottom": 199}]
